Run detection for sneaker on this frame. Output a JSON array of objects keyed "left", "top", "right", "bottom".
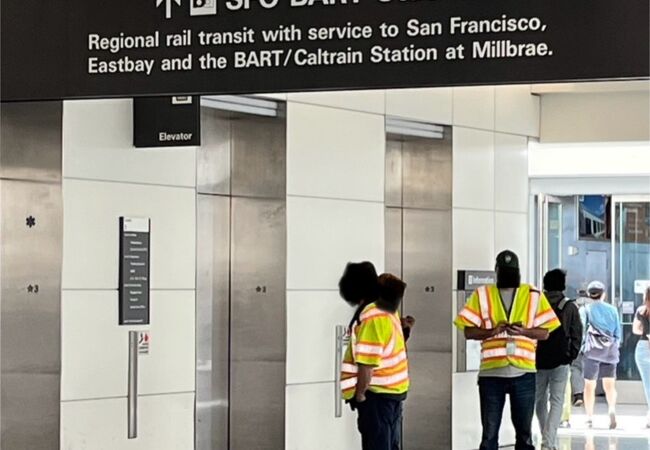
[
  {"left": 560, "top": 420, "right": 571, "bottom": 428},
  {"left": 609, "top": 412, "right": 617, "bottom": 429},
  {"left": 586, "top": 418, "right": 593, "bottom": 428},
  {"left": 573, "top": 393, "right": 584, "bottom": 406}
]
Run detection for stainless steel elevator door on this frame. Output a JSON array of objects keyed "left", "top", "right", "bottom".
[
  {"left": 196, "top": 194, "right": 231, "bottom": 450},
  {"left": 229, "top": 197, "right": 286, "bottom": 450},
  {"left": 196, "top": 106, "right": 286, "bottom": 450},
  {"left": 385, "top": 131, "right": 453, "bottom": 450},
  {"left": 401, "top": 208, "right": 452, "bottom": 450},
  {"left": 401, "top": 137, "right": 452, "bottom": 210},
  {"left": 230, "top": 117, "right": 286, "bottom": 199},
  {"left": 0, "top": 102, "right": 62, "bottom": 182},
  {"left": 1, "top": 102, "right": 62, "bottom": 450},
  {"left": 197, "top": 109, "right": 232, "bottom": 196}
]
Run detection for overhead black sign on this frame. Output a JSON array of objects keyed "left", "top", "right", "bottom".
[
  {"left": 133, "top": 96, "right": 201, "bottom": 147},
  {"left": 119, "top": 217, "right": 151, "bottom": 325},
  {"left": 1, "top": 0, "right": 648, "bottom": 101},
  {"left": 457, "top": 270, "right": 496, "bottom": 291}
]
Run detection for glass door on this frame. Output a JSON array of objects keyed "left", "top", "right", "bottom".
[
  {"left": 537, "top": 194, "right": 564, "bottom": 284},
  {"left": 611, "top": 195, "right": 650, "bottom": 382}
]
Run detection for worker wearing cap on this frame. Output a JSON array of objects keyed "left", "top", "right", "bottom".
[
  {"left": 581, "top": 280, "right": 621, "bottom": 429},
  {"left": 454, "top": 250, "right": 561, "bottom": 450}
]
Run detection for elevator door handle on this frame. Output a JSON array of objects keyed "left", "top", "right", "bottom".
[
  {"left": 334, "top": 325, "right": 349, "bottom": 418},
  {"left": 128, "top": 331, "right": 139, "bottom": 439}
]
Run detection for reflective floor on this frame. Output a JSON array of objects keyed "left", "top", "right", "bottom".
[
  {"left": 556, "top": 403, "right": 649, "bottom": 449},
  {"left": 557, "top": 436, "right": 649, "bottom": 450}
]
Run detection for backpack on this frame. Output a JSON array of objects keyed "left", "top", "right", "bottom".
[
  {"left": 537, "top": 298, "right": 575, "bottom": 369},
  {"left": 583, "top": 305, "right": 620, "bottom": 364}
]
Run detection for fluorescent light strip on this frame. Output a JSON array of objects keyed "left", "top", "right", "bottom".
[
  {"left": 386, "top": 118, "right": 444, "bottom": 139},
  {"left": 200, "top": 95, "right": 278, "bottom": 117}
]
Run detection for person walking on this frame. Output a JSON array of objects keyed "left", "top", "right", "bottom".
[
  {"left": 535, "top": 269, "right": 583, "bottom": 450},
  {"left": 582, "top": 280, "right": 621, "bottom": 429},
  {"left": 339, "top": 264, "right": 410, "bottom": 450},
  {"left": 570, "top": 290, "right": 593, "bottom": 407},
  {"left": 633, "top": 286, "right": 650, "bottom": 428},
  {"left": 454, "top": 250, "right": 561, "bottom": 450}
]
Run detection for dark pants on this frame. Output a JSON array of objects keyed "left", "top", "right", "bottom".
[
  {"left": 357, "top": 392, "right": 403, "bottom": 450},
  {"left": 478, "top": 373, "right": 536, "bottom": 450}
]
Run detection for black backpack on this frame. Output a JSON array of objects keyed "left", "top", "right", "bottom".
[{"left": 536, "top": 298, "right": 576, "bottom": 369}]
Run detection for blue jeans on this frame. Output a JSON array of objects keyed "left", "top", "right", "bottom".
[
  {"left": 356, "top": 392, "right": 403, "bottom": 450},
  {"left": 635, "top": 340, "right": 650, "bottom": 412},
  {"left": 478, "top": 373, "right": 536, "bottom": 450}
]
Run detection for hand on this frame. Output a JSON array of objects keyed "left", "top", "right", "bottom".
[
  {"left": 401, "top": 316, "right": 416, "bottom": 329},
  {"left": 355, "top": 392, "right": 367, "bottom": 403},
  {"left": 507, "top": 324, "right": 527, "bottom": 337},
  {"left": 491, "top": 322, "right": 508, "bottom": 337}
]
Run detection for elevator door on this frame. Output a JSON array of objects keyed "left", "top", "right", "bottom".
[
  {"left": 385, "top": 129, "right": 453, "bottom": 449},
  {"left": 1, "top": 102, "right": 63, "bottom": 450},
  {"left": 196, "top": 105, "right": 286, "bottom": 450}
]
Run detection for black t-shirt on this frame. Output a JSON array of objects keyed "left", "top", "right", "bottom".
[{"left": 636, "top": 307, "right": 650, "bottom": 340}]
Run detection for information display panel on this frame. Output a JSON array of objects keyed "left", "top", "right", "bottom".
[{"left": 119, "top": 217, "right": 151, "bottom": 326}]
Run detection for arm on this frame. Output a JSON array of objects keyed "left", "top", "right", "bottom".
[
  {"left": 633, "top": 311, "right": 644, "bottom": 336},
  {"left": 569, "top": 305, "right": 584, "bottom": 357},
  {"left": 401, "top": 315, "right": 415, "bottom": 341},
  {"left": 526, "top": 327, "right": 550, "bottom": 340},
  {"left": 355, "top": 364, "right": 373, "bottom": 402}
]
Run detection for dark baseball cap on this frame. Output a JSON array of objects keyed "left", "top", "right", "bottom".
[{"left": 495, "top": 250, "right": 519, "bottom": 270}]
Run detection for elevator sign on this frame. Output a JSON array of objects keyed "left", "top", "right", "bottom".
[
  {"left": 1, "top": 0, "right": 648, "bottom": 101},
  {"left": 119, "top": 217, "right": 151, "bottom": 326}
]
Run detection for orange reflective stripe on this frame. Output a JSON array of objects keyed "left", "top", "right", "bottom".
[
  {"left": 379, "top": 350, "right": 407, "bottom": 370},
  {"left": 360, "top": 305, "right": 389, "bottom": 321},
  {"left": 370, "top": 371, "right": 409, "bottom": 386},
  {"left": 459, "top": 308, "right": 482, "bottom": 327},
  {"left": 478, "top": 287, "right": 493, "bottom": 329},
  {"left": 533, "top": 309, "right": 557, "bottom": 327},
  {"left": 341, "top": 378, "right": 357, "bottom": 390},
  {"left": 528, "top": 290, "right": 540, "bottom": 328},
  {"left": 486, "top": 287, "right": 495, "bottom": 327},
  {"left": 374, "top": 362, "right": 408, "bottom": 378},
  {"left": 354, "top": 343, "right": 383, "bottom": 355}
]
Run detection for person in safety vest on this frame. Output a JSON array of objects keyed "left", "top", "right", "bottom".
[
  {"left": 454, "top": 250, "right": 561, "bottom": 450},
  {"left": 339, "top": 264, "right": 410, "bottom": 450}
]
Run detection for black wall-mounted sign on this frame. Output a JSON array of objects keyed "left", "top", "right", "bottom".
[
  {"left": 457, "top": 270, "right": 496, "bottom": 291},
  {"left": 133, "top": 96, "right": 201, "bottom": 147},
  {"left": 119, "top": 217, "right": 151, "bottom": 325},
  {"left": 1, "top": 0, "right": 648, "bottom": 101}
]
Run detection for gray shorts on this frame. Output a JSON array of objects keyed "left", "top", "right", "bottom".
[{"left": 583, "top": 357, "right": 617, "bottom": 380}]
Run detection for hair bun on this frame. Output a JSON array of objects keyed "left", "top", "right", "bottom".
[{"left": 376, "top": 274, "right": 407, "bottom": 312}]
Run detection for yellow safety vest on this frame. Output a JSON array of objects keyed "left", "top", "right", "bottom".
[
  {"left": 341, "top": 303, "right": 409, "bottom": 400},
  {"left": 454, "top": 284, "right": 560, "bottom": 372}
]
